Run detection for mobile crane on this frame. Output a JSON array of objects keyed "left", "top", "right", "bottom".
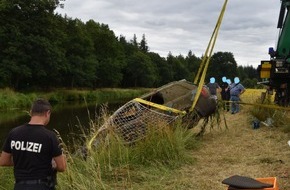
[{"left": 258, "top": 0, "right": 290, "bottom": 106}]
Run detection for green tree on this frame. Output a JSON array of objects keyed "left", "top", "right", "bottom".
[
  {"left": 166, "top": 53, "right": 191, "bottom": 82},
  {"left": 207, "top": 52, "right": 238, "bottom": 83},
  {"left": 185, "top": 50, "right": 201, "bottom": 82},
  {"left": 123, "top": 51, "right": 157, "bottom": 87},
  {"left": 242, "top": 78, "right": 258, "bottom": 88},
  {"left": 174, "top": 54, "right": 191, "bottom": 81},
  {"left": 139, "top": 34, "right": 149, "bottom": 53},
  {"left": 63, "top": 18, "right": 97, "bottom": 88},
  {"left": 0, "top": 0, "right": 66, "bottom": 89},
  {"left": 0, "top": 0, "right": 255, "bottom": 90},
  {"left": 147, "top": 52, "right": 167, "bottom": 86},
  {"left": 131, "top": 34, "right": 138, "bottom": 48},
  {"left": 96, "top": 58, "right": 124, "bottom": 87},
  {"left": 85, "top": 20, "right": 125, "bottom": 87},
  {"left": 237, "top": 65, "right": 258, "bottom": 82},
  {"left": 119, "top": 35, "right": 137, "bottom": 57}
]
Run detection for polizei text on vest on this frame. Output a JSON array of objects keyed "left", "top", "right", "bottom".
[{"left": 11, "top": 140, "right": 42, "bottom": 153}]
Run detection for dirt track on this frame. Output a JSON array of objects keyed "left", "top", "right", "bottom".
[{"left": 174, "top": 108, "right": 290, "bottom": 189}]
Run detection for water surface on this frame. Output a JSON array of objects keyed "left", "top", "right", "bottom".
[{"left": 0, "top": 102, "right": 123, "bottom": 148}]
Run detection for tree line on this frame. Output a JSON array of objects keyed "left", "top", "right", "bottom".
[{"left": 0, "top": 0, "right": 260, "bottom": 91}]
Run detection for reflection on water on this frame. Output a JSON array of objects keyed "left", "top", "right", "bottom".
[{"left": 0, "top": 102, "right": 123, "bottom": 148}]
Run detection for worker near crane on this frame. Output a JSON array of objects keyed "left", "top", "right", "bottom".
[
  {"left": 220, "top": 76, "right": 230, "bottom": 111},
  {"left": 207, "top": 77, "right": 221, "bottom": 101},
  {"left": 230, "top": 77, "right": 245, "bottom": 114}
]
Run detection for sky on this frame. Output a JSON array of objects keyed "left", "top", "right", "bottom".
[{"left": 56, "top": 0, "right": 282, "bottom": 68}]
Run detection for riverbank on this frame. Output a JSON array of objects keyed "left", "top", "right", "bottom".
[{"left": 0, "top": 88, "right": 150, "bottom": 110}]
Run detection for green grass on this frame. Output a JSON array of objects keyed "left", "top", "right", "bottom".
[
  {"left": 54, "top": 117, "right": 200, "bottom": 190},
  {"left": 45, "top": 88, "right": 149, "bottom": 104},
  {"left": 0, "top": 88, "right": 37, "bottom": 109},
  {"left": 0, "top": 167, "right": 14, "bottom": 189},
  {"left": 0, "top": 88, "right": 149, "bottom": 110},
  {"left": 249, "top": 96, "right": 290, "bottom": 132}
]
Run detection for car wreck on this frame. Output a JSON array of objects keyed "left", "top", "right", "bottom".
[{"left": 88, "top": 79, "right": 217, "bottom": 148}]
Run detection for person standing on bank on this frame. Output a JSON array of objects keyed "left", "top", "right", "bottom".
[
  {"left": 207, "top": 77, "right": 221, "bottom": 101},
  {"left": 230, "top": 77, "right": 245, "bottom": 114},
  {"left": 225, "top": 79, "right": 232, "bottom": 111},
  {"left": 0, "top": 98, "right": 66, "bottom": 190},
  {"left": 220, "top": 76, "right": 229, "bottom": 111}
]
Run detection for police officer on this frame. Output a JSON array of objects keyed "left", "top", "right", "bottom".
[{"left": 0, "top": 98, "right": 66, "bottom": 190}]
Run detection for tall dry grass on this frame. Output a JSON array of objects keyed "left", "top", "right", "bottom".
[{"left": 56, "top": 108, "right": 200, "bottom": 190}]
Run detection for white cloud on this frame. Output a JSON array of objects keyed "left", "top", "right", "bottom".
[{"left": 56, "top": 0, "right": 282, "bottom": 67}]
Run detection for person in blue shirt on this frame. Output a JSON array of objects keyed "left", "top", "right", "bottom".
[{"left": 230, "top": 77, "right": 245, "bottom": 114}]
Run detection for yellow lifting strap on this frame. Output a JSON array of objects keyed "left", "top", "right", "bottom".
[
  {"left": 134, "top": 98, "right": 187, "bottom": 115},
  {"left": 225, "top": 100, "right": 290, "bottom": 111},
  {"left": 190, "top": 0, "right": 228, "bottom": 112}
]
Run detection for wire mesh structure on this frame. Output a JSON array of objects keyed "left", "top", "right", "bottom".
[{"left": 99, "top": 100, "right": 179, "bottom": 143}]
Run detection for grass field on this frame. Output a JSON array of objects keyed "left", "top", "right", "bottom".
[
  {"left": 59, "top": 88, "right": 290, "bottom": 189},
  {"left": 179, "top": 88, "right": 290, "bottom": 189},
  {"left": 175, "top": 109, "right": 290, "bottom": 189}
]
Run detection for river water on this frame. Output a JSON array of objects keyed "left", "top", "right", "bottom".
[{"left": 0, "top": 102, "right": 123, "bottom": 148}]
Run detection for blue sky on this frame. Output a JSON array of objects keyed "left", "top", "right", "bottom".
[{"left": 56, "top": 0, "right": 282, "bottom": 67}]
